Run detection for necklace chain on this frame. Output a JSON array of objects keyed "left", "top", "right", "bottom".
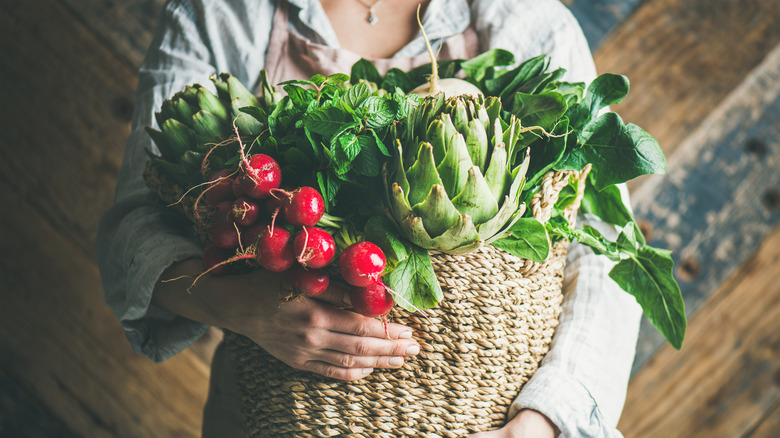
[{"left": 355, "top": 0, "right": 386, "bottom": 25}]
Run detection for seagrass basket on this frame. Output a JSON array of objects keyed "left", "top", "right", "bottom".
[{"left": 223, "top": 168, "right": 588, "bottom": 438}]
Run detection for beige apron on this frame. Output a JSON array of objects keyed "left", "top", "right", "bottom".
[{"left": 203, "top": 2, "right": 479, "bottom": 436}]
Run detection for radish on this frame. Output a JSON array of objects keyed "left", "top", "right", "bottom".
[
  {"left": 241, "top": 222, "right": 269, "bottom": 248},
  {"left": 288, "top": 265, "right": 330, "bottom": 297},
  {"left": 292, "top": 227, "right": 336, "bottom": 269},
  {"left": 209, "top": 221, "right": 242, "bottom": 249},
  {"left": 231, "top": 197, "right": 261, "bottom": 226},
  {"left": 256, "top": 227, "right": 295, "bottom": 272},
  {"left": 239, "top": 154, "right": 282, "bottom": 199},
  {"left": 282, "top": 187, "right": 325, "bottom": 227},
  {"left": 212, "top": 200, "right": 233, "bottom": 223},
  {"left": 408, "top": 7, "right": 482, "bottom": 99},
  {"left": 350, "top": 280, "right": 395, "bottom": 317},
  {"left": 339, "top": 241, "right": 386, "bottom": 287},
  {"left": 204, "top": 170, "right": 235, "bottom": 205},
  {"left": 202, "top": 244, "right": 234, "bottom": 276}
]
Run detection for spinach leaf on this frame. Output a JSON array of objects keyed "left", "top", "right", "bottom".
[
  {"left": 567, "top": 73, "right": 629, "bottom": 129},
  {"left": 461, "top": 48, "right": 515, "bottom": 82},
  {"left": 350, "top": 59, "right": 383, "bottom": 85},
  {"left": 560, "top": 113, "right": 666, "bottom": 189},
  {"left": 491, "top": 217, "right": 550, "bottom": 262},
  {"left": 580, "top": 180, "right": 634, "bottom": 228},
  {"left": 511, "top": 91, "right": 568, "bottom": 129},
  {"left": 610, "top": 246, "right": 686, "bottom": 350},
  {"left": 383, "top": 243, "right": 443, "bottom": 311}
]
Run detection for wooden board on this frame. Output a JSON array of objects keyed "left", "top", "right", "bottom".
[
  {"left": 0, "top": 179, "right": 210, "bottom": 438},
  {"left": 627, "top": 42, "right": 780, "bottom": 372},
  {"left": 593, "top": 0, "right": 780, "bottom": 160},
  {"left": 564, "top": 0, "right": 645, "bottom": 49},
  {"left": 618, "top": 222, "right": 780, "bottom": 437}
]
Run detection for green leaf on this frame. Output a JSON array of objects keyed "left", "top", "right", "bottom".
[
  {"left": 562, "top": 113, "right": 667, "bottom": 189},
  {"left": 580, "top": 180, "right": 634, "bottom": 228},
  {"left": 383, "top": 244, "right": 443, "bottom": 311},
  {"left": 512, "top": 92, "right": 568, "bottom": 129},
  {"left": 461, "top": 48, "right": 516, "bottom": 82},
  {"left": 350, "top": 59, "right": 383, "bottom": 85},
  {"left": 567, "top": 73, "right": 629, "bottom": 128},
  {"left": 284, "top": 84, "right": 314, "bottom": 109},
  {"left": 381, "top": 68, "right": 416, "bottom": 92},
  {"left": 491, "top": 217, "right": 550, "bottom": 262},
  {"left": 609, "top": 246, "right": 687, "bottom": 349},
  {"left": 343, "top": 81, "right": 371, "bottom": 109},
  {"left": 352, "top": 135, "right": 382, "bottom": 177},
  {"left": 304, "top": 106, "right": 358, "bottom": 137},
  {"left": 359, "top": 96, "right": 397, "bottom": 129},
  {"left": 326, "top": 73, "right": 350, "bottom": 85},
  {"left": 337, "top": 132, "right": 361, "bottom": 162},
  {"left": 363, "top": 216, "right": 410, "bottom": 271}
]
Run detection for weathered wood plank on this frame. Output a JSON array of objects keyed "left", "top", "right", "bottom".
[
  {"left": 747, "top": 401, "right": 780, "bottom": 437},
  {"left": 564, "top": 0, "right": 645, "bottom": 49},
  {"left": 618, "top": 223, "right": 780, "bottom": 437},
  {"left": 628, "top": 42, "right": 780, "bottom": 373},
  {"left": 59, "top": 0, "right": 166, "bottom": 70},
  {"left": 0, "top": 180, "right": 210, "bottom": 438},
  {"left": 593, "top": 0, "right": 780, "bottom": 160},
  {"left": 0, "top": 368, "right": 78, "bottom": 438},
  {"left": 0, "top": 0, "right": 136, "bottom": 258}
]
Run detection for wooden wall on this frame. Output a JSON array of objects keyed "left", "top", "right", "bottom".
[{"left": 1, "top": 0, "right": 778, "bottom": 436}]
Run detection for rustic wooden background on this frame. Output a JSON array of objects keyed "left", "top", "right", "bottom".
[{"left": 1, "top": 0, "right": 779, "bottom": 436}]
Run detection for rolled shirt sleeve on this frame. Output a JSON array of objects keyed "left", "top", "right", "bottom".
[{"left": 95, "top": 0, "right": 273, "bottom": 362}]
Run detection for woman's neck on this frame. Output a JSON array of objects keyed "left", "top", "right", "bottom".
[{"left": 318, "top": 0, "right": 430, "bottom": 59}]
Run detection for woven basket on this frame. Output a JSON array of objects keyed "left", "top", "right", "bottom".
[{"left": 224, "top": 168, "right": 588, "bottom": 437}]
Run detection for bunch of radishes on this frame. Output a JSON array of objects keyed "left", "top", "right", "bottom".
[{"left": 199, "top": 152, "right": 395, "bottom": 318}]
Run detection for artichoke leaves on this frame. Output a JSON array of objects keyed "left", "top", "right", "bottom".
[{"left": 385, "top": 94, "right": 530, "bottom": 255}]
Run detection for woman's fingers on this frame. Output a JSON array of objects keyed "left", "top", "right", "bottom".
[
  {"left": 310, "top": 282, "right": 352, "bottom": 308},
  {"left": 303, "top": 361, "right": 376, "bottom": 381},
  {"left": 315, "top": 350, "right": 407, "bottom": 370},
  {"left": 323, "top": 331, "right": 420, "bottom": 358}
]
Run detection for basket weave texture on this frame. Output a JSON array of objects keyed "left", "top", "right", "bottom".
[{"left": 224, "top": 168, "right": 586, "bottom": 438}]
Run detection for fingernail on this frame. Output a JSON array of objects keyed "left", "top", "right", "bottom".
[
  {"left": 398, "top": 331, "right": 412, "bottom": 339},
  {"left": 388, "top": 357, "right": 404, "bottom": 366},
  {"left": 362, "top": 368, "right": 373, "bottom": 376},
  {"left": 406, "top": 344, "right": 420, "bottom": 355}
]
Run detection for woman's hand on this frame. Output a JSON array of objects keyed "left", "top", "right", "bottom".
[
  {"left": 467, "top": 409, "right": 557, "bottom": 438},
  {"left": 153, "top": 259, "right": 420, "bottom": 381}
]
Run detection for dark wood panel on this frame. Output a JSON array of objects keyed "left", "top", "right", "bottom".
[
  {"left": 0, "top": 180, "right": 210, "bottom": 438},
  {"left": 747, "top": 401, "right": 780, "bottom": 437},
  {"left": 0, "top": 368, "right": 77, "bottom": 438},
  {"left": 59, "top": 0, "right": 166, "bottom": 70},
  {"left": 618, "top": 223, "right": 780, "bottom": 437},
  {"left": 0, "top": 0, "right": 136, "bottom": 257},
  {"left": 593, "top": 0, "right": 780, "bottom": 161},
  {"left": 628, "top": 43, "right": 780, "bottom": 372}
]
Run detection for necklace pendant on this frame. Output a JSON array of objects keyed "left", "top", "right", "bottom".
[{"left": 366, "top": 10, "right": 378, "bottom": 25}]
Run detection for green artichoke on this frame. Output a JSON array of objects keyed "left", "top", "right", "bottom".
[
  {"left": 385, "top": 93, "right": 530, "bottom": 255},
  {"left": 145, "top": 73, "right": 268, "bottom": 186}
]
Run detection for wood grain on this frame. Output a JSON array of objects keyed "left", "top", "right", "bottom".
[
  {"left": 593, "top": 0, "right": 780, "bottom": 160},
  {"left": 0, "top": 180, "right": 210, "bottom": 438},
  {"left": 0, "top": 0, "right": 135, "bottom": 257},
  {"left": 627, "top": 42, "right": 780, "bottom": 372},
  {"left": 618, "top": 223, "right": 780, "bottom": 437}
]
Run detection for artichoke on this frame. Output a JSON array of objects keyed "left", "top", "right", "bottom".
[
  {"left": 385, "top": 93, "right": 530, "bottom": 255},
  {"left": 145, "top": 73, "right": 269, "bottom": 187}
]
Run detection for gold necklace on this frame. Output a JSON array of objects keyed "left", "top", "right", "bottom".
[{"left": 356, "top": 0, "right": 386, "bottom": 25}]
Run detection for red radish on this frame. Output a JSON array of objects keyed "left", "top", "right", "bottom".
[
  {"left": 204, "top": 170, "right": 235, "bottom": 205},
  {"left": 232, "top": 175, "right": 245, "bottom": 198},
  {"left": 339, "top": 241, "right": 386, "bottom": 287},
  {"left": 239, "top": 154, "right": 281, "bottom": 199},
  {"left": 350, "top": 281, "right": 395, "bottom": 317},
  {"left": 292, "top": 227, "right": 336, "bottom": 269},
  {"left": 202, "top": 244, "right": 234, "bottom": 276},
  {"left": 283, "top": 187, "right": 325, "bottom": 227},
  {"left": 212, "top": 200, "right": 233, "bottom": 223},
  {"left": 231, "top": 197, "right": 261, "bottom": 226},
  {"left": 209, "top": 221, "right": 242, "bottom": 249},
  {"left": 242, "top": 222, "right": 269, "bottom": 248},
  {"left": 288, "top": 265, "right": 330, "bottom": 296},
  {"left": 256, "top": 227, "right": 295, "bottom": 272},
  {"left": 265, "top": 194, "right": 285, "bottom": 216}
]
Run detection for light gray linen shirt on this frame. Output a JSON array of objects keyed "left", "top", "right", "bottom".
[{"left": 95, "top": 0, "right": 642, "bottom": 436}]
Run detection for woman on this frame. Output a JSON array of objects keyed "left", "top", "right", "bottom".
[{"left": 96, "top": 0, "right": 642, "bottom": 436}]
